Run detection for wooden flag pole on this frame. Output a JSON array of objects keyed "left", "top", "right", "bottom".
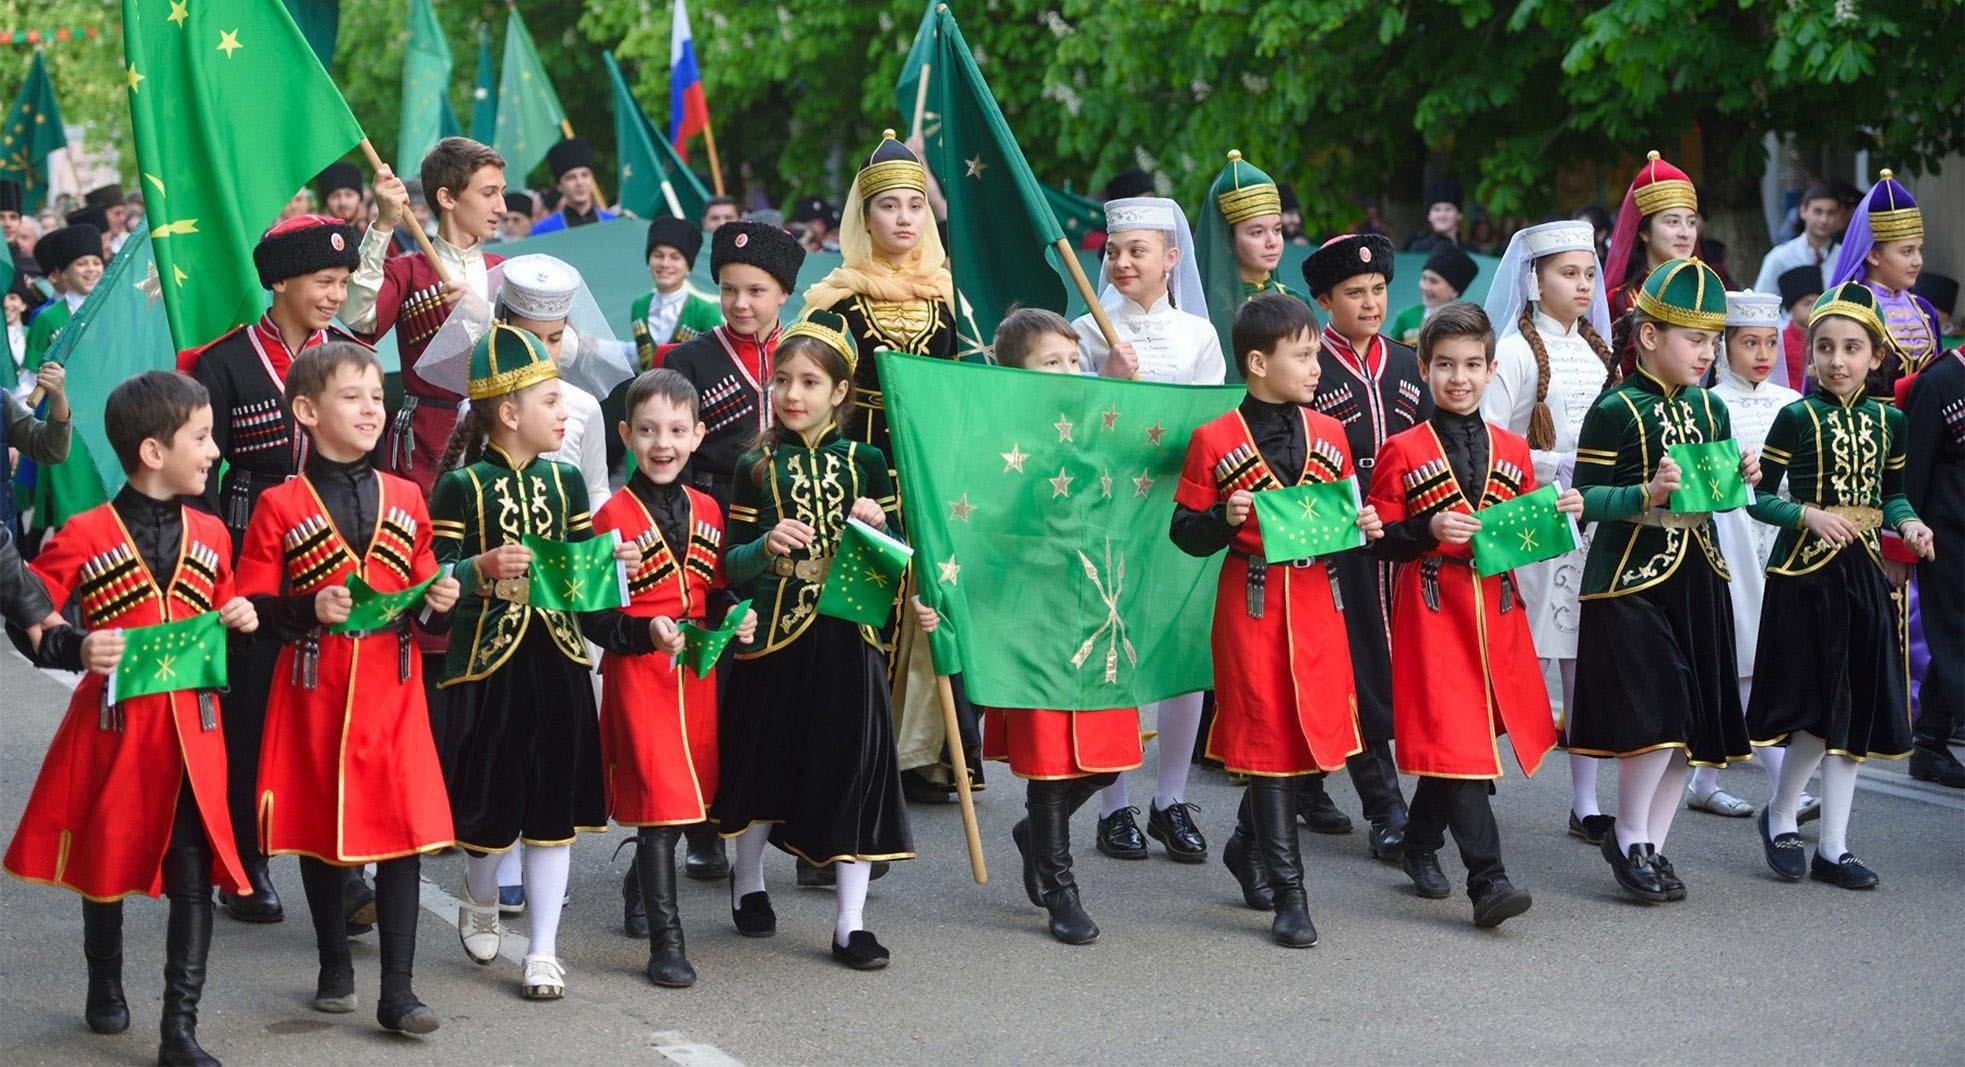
[
  {"left": 358, "top": 139, "right": 451, "bottom": 287},
  {"left": 699, "top": 117, "right": 727, "bottom": 198},
  {"left": 1054, "top": 236, "right": 1119, "bottom": 349},
  {"left": 936, "top": 674, "right": 988, "bottom": 884},
  {"left": 909, "top": 62, "right": 933, "bottom": 142}
]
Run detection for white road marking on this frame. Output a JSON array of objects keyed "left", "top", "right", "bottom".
[{"left": 648, "top": 1031, "right": 747, "bottom": 1067}]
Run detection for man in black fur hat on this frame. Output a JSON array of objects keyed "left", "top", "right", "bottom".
[
  {"left": 531, "top": 137, "right": 618, "bottom": 233},
  {"left": 1403, "top": 176, "right": 1463, "bottom": 252}
]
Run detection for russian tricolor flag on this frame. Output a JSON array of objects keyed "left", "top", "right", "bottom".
[{"left": 669, "top": 0, "right": 709, "bottom": 161}]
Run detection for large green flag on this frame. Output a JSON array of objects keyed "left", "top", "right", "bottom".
[
  {"left": 397, "top": 0, "right": 453, "bottom": 174},
  {"left": 45, "top": 227, "right": 175, "bottom": 500},
  {"left": 491, "top": 6, "right": 565, "bottom": 185},
  {"left": 929, "top": 7, "right": 1073, "bottom": 360},
  {"left": 123, "top": 0, "right": 366, "bottom": 351},
  {"left": 880, "top": 354, "right": 1239, "bottom": 710},
  {"left": 468, "top": 24, "right": 497, "bottom": 143},
  {"left": 604, "top": 50, "right": 710, "bottom": 222},
  {"left": 281, "top": 0, "right": 339, "bottom": 68},
  {"left": 1470, "top": 484, "right": 1580, "bottom": 578},
  {"left": 1666, "top": 439, "right": 1751, "bottom": 512},
  {"left": 108, "top": 611, "right": 229, "bottom": 704},
  {"left": 1251, "top": 478, "right": 1364, "bottom": 563},
  {"left": 0, "top": 51, "right": 68, "bottom": 213}
]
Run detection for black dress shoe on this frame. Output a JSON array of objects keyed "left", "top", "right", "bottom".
[
  {"left": 1757, "top": 808, "right": 1807, "bottom": 882},
  {"left": 1095, "top": 807, "right": 1148, "bottom": 860},
  {"left": 1400, "top": 849, "right": 1451, "bottom": 899},
  {"left": 220, "top": 861, "right": 284, "bottom": 923},
  {"left": 900, "top": 768, "right": 955, "bottom": 804},
  {"left": 1040, "top": 887, "right": 1100, "bottom": 946},
  {"left": 1909, "top": 742, "right": 1965, "bottom": 788},
  {"left": 1567, "top": 811, "right": 1613, "bottom": 845},
  {"left": 1296, "top": 788, "right": 1354, "bottom": 835},
  {"left": 1221, "top": 829, "right": 1273, "bottom": 911},
  {"left": 831, "top": 929, "right": 891, "bottom": 970},
  {"left": 683, "top": 826, "right": 731, "bottom": 880},
  {"left": 1147, "top": 801, "right": 1208, "bottom": 863},
  {"left": 1645, "top": 846, "right": 1687, "bottom": 901},
  {"left": 1809, "top": 850, "right": 1879, "bottom": 890},
  {"left": 1011, "top": 818, "right": 1043, "bottom": 908},
  {"left": 1598, "top": 822, "right": 1669, "bottom": 902},
  {"left": 731, "top": 890, "right": 776, "bottom": 937},
  {"left": 1471, "top": 878, "right": 1532, "bottom": 928},
  {"left": 1367, "top": 819, "right": 1407, "bottom": 863}
]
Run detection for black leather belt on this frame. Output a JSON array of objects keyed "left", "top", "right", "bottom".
[{"left": 1229, "top": 549, "right": 1340, "bottom": 619}]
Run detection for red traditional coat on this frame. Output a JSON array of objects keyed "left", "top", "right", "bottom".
[
  {"left": 4, "top": 505, "right": 250, "bottom": 900},
  {"left": 1174, "top": 408, "right": 1364, "bottom": 775},
  {"left": 981, "top": 707, "right": 1142, "bottom": 780},
  {"left": 591, "top": 484, "right": 726, "bottom": 825},
  {"left": 234, "top": 473, "right": 454, "bottom": 862},
  {"left": 1367, "top": 422, "right": 1558, "bottom": 779},
  {"left": 360, "top": 247, "right": 504, "bottom": 497}
]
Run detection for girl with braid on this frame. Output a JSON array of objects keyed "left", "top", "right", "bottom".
[{"left": 1480, "top": 221, "right": 1622, "bottom": 845}]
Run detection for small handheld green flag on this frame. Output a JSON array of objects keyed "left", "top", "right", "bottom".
[
  {"left": 524, "top": 532, "right": 628, "bottom": 612},
  {"left": 331, "top": 573, "right": 439, "bottom": 635},
  {"left": 678, "top": 598, "right": 752, "bottom": 677},
  {"left": 108, "top": 612, "right": 229, "bottom": 704},
  {"left": 1252, "top": 478, "right": 1364, "bottom": 563},
  {"left": 817, "top": 519, "right": 913, "bottom": 627},
  {"left": 1666, "top": 440, "right": 1751, "bottom": 513},
  {"left": 1470, "top": 484, "right": 1581, "bottom": 578}
]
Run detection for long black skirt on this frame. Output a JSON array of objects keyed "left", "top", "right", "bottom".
[
  {"left": 438, "top": 625, "right": 607, "bottom": 851},
  {"left": 1568, "top": 553, "right": 1750, "bottom": 767},
  {"left": 1746, "top": 547, "right": 1913, "bottom": 759},
  {"left": 711, "top": 617, "right": 915, "bottom": 866}
]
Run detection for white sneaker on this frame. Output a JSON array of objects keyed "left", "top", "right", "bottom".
[
  {"left": 1796, "top": 791, "right": 1822, "bottom": 823},
  {"left": 1687, "top": 786, "right": 1754, "bottom": 817},
  {"left": 521, "top": 953, "right": 565, "bottom": 1000},
  {"left": 457, "top": 894, "right": 502, "bottom": 965}
]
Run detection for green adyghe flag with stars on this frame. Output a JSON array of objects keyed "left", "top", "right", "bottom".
[
  {"left": 108, "top": 611, "right": 228, "bottom": 704},
  {"left": 880, "top": 353, "right": 1238, "bottom": 711},
  {"left": 123, "top": 0, "right": 366, "bottom": 351},
  {"left": 929, "top": 5, "right": 1073, "bottom": 358},
  {"left": 523, "top": 532, "right": 628, "bottom": 612},
  {"left": 818, "top": 521, "right": 914, "bottom": 627},
  {"left": 1, "top": 50, "right": 68, "bottom": 213},
  {"left": 491, "top": 5, "right": 565, "bottom": 186},
  {"left": 679, "top": 598, "right": 751, "bottom": 677},
  {"left": 1470, "top": 484, "right": 1580, "bottom": 578},
  {"left": 331, "top": 572, "right": 439, "bottom": 635},
  {"left": 1666, "top": 439, "right": 1751, "bottom": 512},
  {"left": 1251, "top": 478, "right": 1364, "bottom": 564},
  {"left": 397, "top": 0, "right": 454, "bottom": 174},
  {"left": 605, "top": 50, "right": 710, "bottom": 222}
]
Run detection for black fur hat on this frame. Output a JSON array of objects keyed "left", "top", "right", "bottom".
[
  {"left": 1302, "top": 233, "right": 1396, "bottom": 298},
  {"left": 252, "top": 214, "right": 361, "bottom": 288},
  {"left": 710, "top": 221, "right": 804, "bottom": 294}
]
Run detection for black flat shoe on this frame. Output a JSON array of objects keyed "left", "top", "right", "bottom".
[
  {"left": 1367, "top": 819, "right": 1407, "bottom": 863},
  {"left": 377, "top": 997, "right": 440, "bottom": 1035},
  {"left": 731, "top": 890, "right": 776, "bottom": 937},
  {"left": 831, "top": 930, "right": 891, "bottom": 970},
  {"left": 1471, "top": 878, "right": 1532, "bottom": 928},
  {"left": 1758, "top": 808, "right": 1806, "bottom": 882},
  {"left": 1011, "top": 818, "right": 1043, "bottom": 908},
  {"left": 1909, "top": 742, "right": 1965, "bottom": 788},
  {"left": 1401, "top": 849, "right": 1451, "bottom": 899},
  {"left": 1095, "top": 807, "right": 1148, "bottom": 860},
  {"left": 1147, "top": 801, "right": 1208, "bottom": 863},
  {"left": 1221, "top": 829, "right": 1273, "bottom": 911},
  {"left": 312, "top": 964, "right": 357, "bottom": 1014},
  {"left": 900, "top": 768, "right": 956, "bottom": 804},
  {"left": 1598, "top": 822, "right": 1669, "bottom": 903},
  {"left": 1296, "top": 788, "right": 1354, "bottom": 835},
  {"left": 1809, "top": 850, "right": 1879, "bottom": 890},
  {"left": 1645, "top": 846, "right": 1687, "bottom": 901},
  {"left": 1567, "top": 811, "right": 1613, "bottom": 845}
]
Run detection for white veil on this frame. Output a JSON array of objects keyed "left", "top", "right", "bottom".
[
  {"left": 1484, "top": 220, "right": 1612, "bottom": 343},
  {"left": 1097, "top": 195, "right": 1210, "bottom": 321},
  {"left": 417, "top": 258, "right": 637, "bottom": 400}
]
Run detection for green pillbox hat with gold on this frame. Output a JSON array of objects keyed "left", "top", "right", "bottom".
[
  {"left": 469, "top": 322, "right": 559, "bottom": 401},
  {"left": 1634, "top": 257, "right": 1727, "bottom": 332},
  {"left": 1209, "top": 150, "right": 1283, "bottom": 226}
]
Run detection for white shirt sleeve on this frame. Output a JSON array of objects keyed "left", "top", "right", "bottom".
[
  {"left": 341, "top": 225, "right": 395, "bottom": 334},
  {"left": 1191, "top": 321, "right": 1226, "bottom": 386},
  {"left": 1073, "top": 314, "right": 1109, "bottom": 375}
]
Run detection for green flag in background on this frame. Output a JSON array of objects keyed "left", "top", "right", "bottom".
[
  {"left": 491, "top": 6, "right": 565, "bottom": 185},
  {"left": 332, "top": 572, "right": 439, "bottom": 635},
  {"left": 109, "top": 611, "right": 229, "bottom": 704},
  {"left": 281, "top": 0, "right": 339, "bottom": 68},
  {"left": 880, "top": 354, "right": 1239, "bottom": 710},
  {"left": 1470, "top": 484, "right": 1580, "bottom": 578},
  {"left": 468, "top": 24, "right": 497, "bottom": 143},
  {"left": 1666, "top": 439, "right": 1751, "bottom": 512},
  {"left": 45, "top": 227, "right": 174, "bottom": 501},
  {"left": 894, "top": 0, "right": 940, "bottom": 146},
  {"left": 930, "top": 7, "right": 1074, "bottom": 360},
  {"left": 1252, "top": 478, "right": 1364, "bottom": 564},
  {"left": 123, "top": 0, "right": 366, "bottom": 350},
  {"left": 398, "top": 0, "right": 454, "bottom": 174},
  {"left": 0, "top": 51, "right": 69, "bottom": 213},
  {"left": 524, "top": 532, "right": 628, "bottom": 612},
  {"left": 605, "top": 50, "right": 710, "bottom": 222},
  {"left": 1043, "top": 184, "right": 1105, "bottom": 245},
  {"left": 818, "top": 520, "right": 914, "bottom": 627},
  {"left": 679, "top": 598, "right": 751, "bottom": 677}
]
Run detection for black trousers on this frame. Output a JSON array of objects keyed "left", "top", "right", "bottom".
[
  {"left": 221, "top": 636, "right": 282, "bottom": 865},
  {"left": 1916, "top": 521, "right": 1963, "bottom": 743},
  {"left": 1404, "top": 777, "right": 1505, "bottom": 897}
]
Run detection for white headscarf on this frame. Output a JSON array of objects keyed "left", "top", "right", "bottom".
[
  {"left": 419, "top": 254, "right": 636, "bottom": 401},
  {"left": 1485, "top": 220, "right": 1612, "bottom": 343},
  {"left": 1098, "top": 196, "right": 1209, "bottom": 321},
  {"left": 1717, "top": 289, "right": 1790, "bottom": 390}
]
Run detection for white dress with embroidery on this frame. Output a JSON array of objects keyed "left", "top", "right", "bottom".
[{"left": 1710, "top": 373, "right": 1800, "bottom": 674}]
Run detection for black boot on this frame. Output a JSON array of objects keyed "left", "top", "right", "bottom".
[
  {"left": 1350, "top": 743, "right": 1409, "bottom": 862},
  {"left": 1248, "top": 777, "right": 1317, "bottom": 948},
  {"left": 373, "top": 857, "right": 438, "bottom": 1035},
  {"left": 82, "top": 900, "right": 129, "bottom": 1035},
  {"left": 218, "top": 854, "right": 283, "bottom": 924},
  {"left": 1027, "top": 780, "right": 1098, "bottom": 945},
  {"left": 298, "top": 859, "right": 355, "bottom": 1014},
  {"left": 683, "top": 824, "right": 731, "bottom": 880},
  {"left": 1222, "top": 790, "right": 1273, "bottom": 911},
  {"left": 158, "top": 816, "right": 220, "bottom": 1067},
  {"left": 621, "top": 841, "right": 649, "bottom": 939},
  {"left": 637, "top": 828, "right": 697, "bottom": 986}
]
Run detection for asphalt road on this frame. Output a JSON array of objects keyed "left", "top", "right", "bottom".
[{"left": 1, "top": 649, "right": 1961, "bottom": 1066}]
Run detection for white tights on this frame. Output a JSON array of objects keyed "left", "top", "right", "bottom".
[
  {"left": 467, "top": 840, "right": 571, "bottom": 959},
  {"left": 1555, "top": 658, "right": 1604, "bottom": 819},
  {"left": 1613, "top": 748, "right": 1690, "bottom": 853},
  {"left": 729, "top": 825, "right": 771, "bottom": 901},
  {"left": 1768, "top": 733, "right": 1859, "bottom": 857},
  {"left": 834, "top": 860, "right": 871, "bottom": 944},
  {"left": 1099, "top": 691, "right": 1205, "bottom": 815}
]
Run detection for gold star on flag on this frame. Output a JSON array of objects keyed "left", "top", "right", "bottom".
[
  {"left": 1049, "top": 467, "right": 1074, "bottom": 498},
  {"left": 217, "top": 29, "right": 242, "bottom": 58},
  {"left": 1053, "top": 414, "right": 1074, "bottom": 442},
  {"left": 1300, "top": 496, "right": 1319, "bottom": 520},
  {"left": 1101, "top": 404, "right": 1119, "bottom": 431},
  {"left": 1146, "top": 421, "right": 1166, "bottom": 446},
  {"left": 1000, "top": 443, "right": 1028, "bottom": 474},
  {"left": 134, "top": 262, "right": 163, "bottom": 307},
  {"left": 168, "top": 1, "right": 189, "bottom": 27},
  {"left": 622, "top": 163, "right": 634, "bottom": 179},
  {"left": 1517, "top": 527, "right": 1539, "bottom": 552},
  {"left": 947, "top": 494, "right": 976, "bottom": 523},
  {"left": 965, "top": 155, "right": 989, "bottom": 179},
  {"left": 127, "top": 64, "right": 145, "bottom": 92},
  {"left": 937, "top": 556, "right": 961, "bottom": 585},
  {"left": 1132, "top": 471, "right": 1155, "bottom": 497}
]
